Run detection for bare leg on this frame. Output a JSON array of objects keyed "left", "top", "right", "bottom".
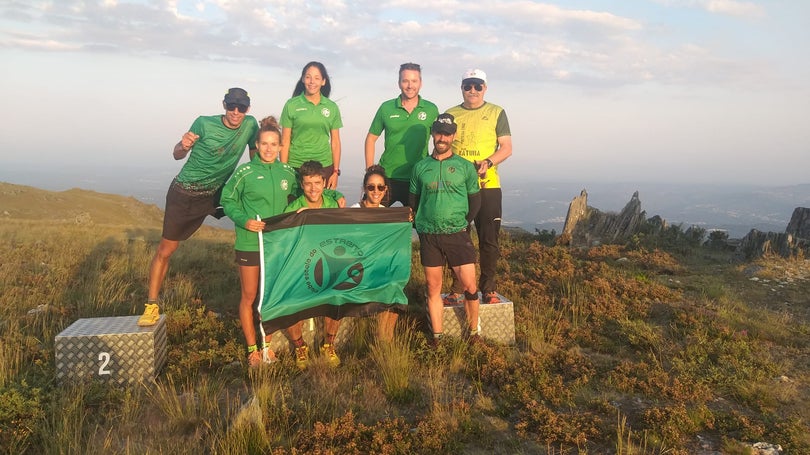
[
  {"left": 237, "top": 265, "right": 260, "bottom": 347},
  {"left": 324, "top": 317, "right": 341, "bottom": 344},
  {"left": 287, "top": 322, "right": 304, "bottom": 344},
  {"left": 424, "top": 265, "right": 445, "bottom": 334},
  {"left": 377, "top": 310, "right": 398, "bottom": 342},
  {"left": 453, "top": 263, "right": 479, "bottom": 333},
  {"left": 148, "top": 238, "right": 180, "bottom": 301}
]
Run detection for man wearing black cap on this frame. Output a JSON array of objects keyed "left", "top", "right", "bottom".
[
  {"left": 138, "top": 88, "right": 259, "bottom": 326},
  {"left": 445, "top": 69, "right": 512, "bottom": 305},
  {"left": 409, "top": 113, "right": 482, "bottom": 346}
]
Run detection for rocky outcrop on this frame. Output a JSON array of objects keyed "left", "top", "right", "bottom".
[
  {"left": 561, "top": 190, "right": 588, "bottom": 238},
  {"left": 738, "top": 230, "right": 795, "bottom": 260},
  {"left": 786, "top": 207, "right": 810, "bottom": 240},
  {"left": 562, "top": 190, "right": 650, "bottom": 247},
  {"left": 739, "top": 207, "right": 810, "bottom": 259}
]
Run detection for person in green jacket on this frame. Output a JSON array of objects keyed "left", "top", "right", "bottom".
[
  {"left": 221, "top": 116, "right": 291, "bottom": 367},
  {"left": 221, "top": 118, "right": 343, "bottom": 368}
]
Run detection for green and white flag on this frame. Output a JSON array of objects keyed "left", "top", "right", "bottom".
[{"left": 258, "top": 207, "right": 411, "bottom": 332}]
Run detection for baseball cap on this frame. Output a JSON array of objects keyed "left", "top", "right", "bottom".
[
  {"left": 461, "top": 69, "right": 487, "bottom": 84},
  {"left": 223, "top": 87, "right": 250, "bottom": 106},
  {"left": 431, "top": 113, "right": 457, "bottom": 135}
]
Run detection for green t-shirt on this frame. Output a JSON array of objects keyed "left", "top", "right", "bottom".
[
  {"left": 176, "top": 115, "right": 259, "bottom": 191},
  {"left": 280, "top": 94, "right": 343, "bottom": 168},
  {"left": 284, "top": 194, "right": 340, "bottom": 213},
  {"left": 368, "top": 96, "right": 439, "bottom": 181},
  {"left": 409, "top": 154, "right": 480, "bottom": 234}
]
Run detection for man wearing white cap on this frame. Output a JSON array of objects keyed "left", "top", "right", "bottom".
[{"left": 444, "top": 69, "right": 513, "bottom": 305}]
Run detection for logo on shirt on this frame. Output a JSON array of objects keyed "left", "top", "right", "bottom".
[
  {"left": 281, "top": 179, "right": 289, "bottom": 191},
  {"left": 304, "top": 238, "right": 365, "bottom": 293},
  {"left": 321, "top": 108, "right": 331, "bottom": 118},
  {"left": 418, "top": 112, "right": 427, "bottom": 121}
]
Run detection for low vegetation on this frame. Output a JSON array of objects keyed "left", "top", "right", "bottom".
[{"left": 1, "top": 187, "right": 809, "bottom": 454}]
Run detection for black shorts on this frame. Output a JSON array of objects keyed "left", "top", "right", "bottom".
[
  {"left": 162, "top": 180, "right": 221, "bottom": 241},
  {"left": 235, "top": 250, "right": 260, "bottom": 267},
  {"left": 385, "top": 179, "right": 410, "bottom": 207},
  {"left": 418, "top": 231, "right": 477, "bottom": 267}
]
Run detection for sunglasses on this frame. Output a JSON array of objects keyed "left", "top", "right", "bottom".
[
  {"left": 463, "top": 83, "right": 484, "bottom": 92},
  {"left": 365, "top": 184, "right": 387, "bottom": 192},
  {"left": 225, "top": 103, "right": 248, "bottom": 113}
]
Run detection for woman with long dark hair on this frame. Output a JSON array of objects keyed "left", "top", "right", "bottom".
[{"left": 280, "top": 61, "right": 343, "bottom": 190}]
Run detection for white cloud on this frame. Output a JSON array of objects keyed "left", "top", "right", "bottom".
[
  {"left": 652, "top": 0, "right": 764, "bottom": 18},
  {"left": 704, "top": 0, "right": 763, "bottom": 18},
  {"left": 0, "top": 0, "right": 786, "bottom": 89}
]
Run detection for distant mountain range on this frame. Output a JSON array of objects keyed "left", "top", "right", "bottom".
[{"left": 2, "top": 163, "right": 808, "bottom": 238}]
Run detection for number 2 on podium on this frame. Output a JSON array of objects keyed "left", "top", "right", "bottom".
[{"left": 98, "top": 352, "right": 111, "bottom": 375}]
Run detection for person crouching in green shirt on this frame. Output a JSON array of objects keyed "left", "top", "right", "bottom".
[{"left": 284, "top": 160, "right": 341, "bottom": 369}]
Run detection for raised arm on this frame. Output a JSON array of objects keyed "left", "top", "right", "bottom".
[
  {"left": 173, "top": 131, "right": 199, "bottom": 160},
  {"left": 364, "top": 132, "right": 380, "bottom": 169}
]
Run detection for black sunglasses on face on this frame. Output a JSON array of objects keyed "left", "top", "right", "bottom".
[
  {"left": 463, "top": 83, "right": 484, "bottom": 92},
  {"left": 225, "top": 103, "right": 248, "bottom": 113},
  {"left": 365, "top": 184, "right": 387, "bottom": 192}
]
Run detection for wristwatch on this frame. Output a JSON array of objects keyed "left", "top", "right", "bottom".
[
  {"left": 485, "top": 158, "right": 494, "bottom": 167},
  {"left": 334, "top": 169, "right": 341, "bottom": 176}
]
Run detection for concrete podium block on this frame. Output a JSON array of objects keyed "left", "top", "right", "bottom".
[
  {"left": 262, "top": 317, "right": 360, "bottom": 354},
  {"left": 441, "top": 293, "right": 515, "bottom": 345},
  {"left": 55, "top": 315, "right": 167, "bottom": 385}
]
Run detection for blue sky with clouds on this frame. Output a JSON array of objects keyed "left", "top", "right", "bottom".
[{"left": 1, "top": 0, "right": 808, "bottom": 186}]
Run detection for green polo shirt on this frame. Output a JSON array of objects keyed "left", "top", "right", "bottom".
[
  {"left": 280, "top": 93, "right": 343, "bottom": 168},
  {"left": 368, "top": 95, "right": 439, "bottom": 181}
]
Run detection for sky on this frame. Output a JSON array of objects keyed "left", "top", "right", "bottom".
[{"left": 1, "top": 0, "right": 809, "bottom": 187}]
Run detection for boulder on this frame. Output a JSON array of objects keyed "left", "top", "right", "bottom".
[{"left": 785, "top": 207, "right": 810, "bottom": 240}]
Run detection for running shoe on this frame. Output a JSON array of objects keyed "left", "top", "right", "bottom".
[
  {"left": 442, "top": 292, "right": 463, "bottom": 306},
  {"left": 294, "top": 345, "right": 310, "bottom": 370},
  {"left": 483, "top": 291, "right": 500, "bottom": 304},
  {"left": 137, "top": 303, "right": 160, "bottom": 326},
  {"left": 320, "top": 343, "right": 341, "bottom": 367}
]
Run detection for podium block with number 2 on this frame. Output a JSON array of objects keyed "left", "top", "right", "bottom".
[{"left": 55, "top": 315, "right": 167, "bottom": 385}]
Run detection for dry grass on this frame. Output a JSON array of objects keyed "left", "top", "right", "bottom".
[{"left": 2, "top": 185, "right": 810, "bottom": 453}]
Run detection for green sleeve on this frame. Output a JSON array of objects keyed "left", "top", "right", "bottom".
[
  {"left": 496, "top": 109, "right": 511, "bottom": 137},
  {"left": 368, "top": 104, "right": 385, "bottom": 135},
  {"left": 221, "top": 171, "right": 250, "bottom": 228}
]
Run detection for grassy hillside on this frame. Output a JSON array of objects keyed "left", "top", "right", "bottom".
[
  {"left": 0, "top": 181, "right": 166, "bottom": 227},
  {"left": 1, "top": 183, "right": 808, "bottom": 454}
]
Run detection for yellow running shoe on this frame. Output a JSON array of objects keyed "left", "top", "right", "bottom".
[
  {"left": 137, "top": 303, "right": 160, "bottom": 327},
  {"left": 320, "top": 343, "right": 341, "bottom": 367},
  {"left": 294, "top": 345, "right": 310, "bottom": 370}
]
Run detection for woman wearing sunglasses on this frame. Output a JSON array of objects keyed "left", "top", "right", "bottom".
[{"left": 351, "top": 165, "right": 398, "bottom": 340}]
